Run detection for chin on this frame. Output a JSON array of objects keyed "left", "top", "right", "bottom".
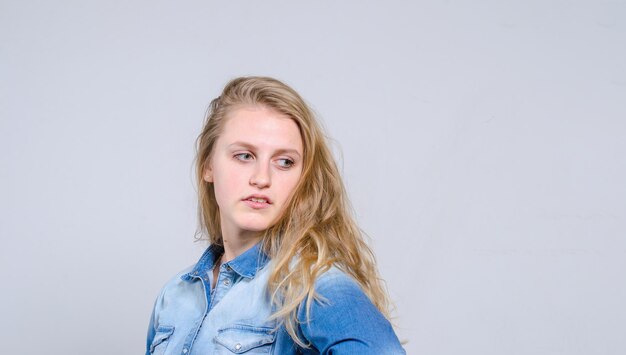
[
  {"left": 238, "top": 220, "right": 273, "bottom": 233},
  {"left": 238, "top": 213, "right": 277, "bottom": 230}
]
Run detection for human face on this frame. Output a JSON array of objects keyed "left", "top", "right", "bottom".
[{"left": 203, "top": 105, "right": 304, "bottom": 242}]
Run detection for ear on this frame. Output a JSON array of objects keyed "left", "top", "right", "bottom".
[{"left": 202, "top": 162, "right": 213, "bottom": 183}]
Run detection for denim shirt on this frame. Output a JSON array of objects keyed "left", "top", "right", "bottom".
[{"left": 146, "top": 243, "right": 405, "bottom": 354}]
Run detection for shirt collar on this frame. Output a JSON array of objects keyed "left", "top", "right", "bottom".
[
  {"left": 224, "top": 242, "right": 270, "bottom": 278},
  {"left": 181, "top": 242, "right": 269, "bottom": 282}
]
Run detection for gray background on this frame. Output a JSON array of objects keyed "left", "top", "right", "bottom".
[{"left": 1, "top": 1, "right": 625, "bottom": 354}]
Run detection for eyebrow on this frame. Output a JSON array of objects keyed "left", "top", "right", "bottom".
[{"left": 227, "top": 141, "right": 302, "bottom": 158}]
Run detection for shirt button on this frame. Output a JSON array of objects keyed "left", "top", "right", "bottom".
[
  {"left": 223, "top": 279, "right": 230, "bottom": 286},
  {"left": 234, "top": 343, "right": 242, "bottom": 350},
  {"left": 182, "top": 348, "right": 188, "bottom": 353}
]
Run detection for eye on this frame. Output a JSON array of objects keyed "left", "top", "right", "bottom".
[
  {"left": 276, "top": 158, "right": 295, "bottom": 169},
  {"left": 234, "top": 152, "right": 254, "bottom": 161}
]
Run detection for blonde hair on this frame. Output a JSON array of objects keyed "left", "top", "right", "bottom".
[{"left": 196, "top": 76, "right": 391, "bottom": 346}]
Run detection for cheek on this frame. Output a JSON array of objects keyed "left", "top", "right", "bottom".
[
  {"left": 278, "top": 172, "right": 302, "bottom": 201},
  {"left": 213, "top": 174, "right": 243, "bottom": 206}
]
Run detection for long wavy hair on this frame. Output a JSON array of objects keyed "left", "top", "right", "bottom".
[{"left": 195, "top": 76, "right": 391, "bottom": 346}]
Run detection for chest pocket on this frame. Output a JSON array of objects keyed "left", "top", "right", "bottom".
[
  {"left": 150, "top": 325, "right": 175, "bottom": 355},
  {"left": 214, "top": 324, "right": 276, "bottom": 354}
]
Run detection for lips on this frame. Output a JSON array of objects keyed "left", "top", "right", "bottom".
[
  {"left": 242, "top": 194, "right": 272, "bottom": 209},
  {"left": 243, "top": 194, "right": 272, "bottom": 204}
]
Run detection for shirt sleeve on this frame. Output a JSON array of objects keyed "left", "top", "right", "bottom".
[
  {"left": 145, "top": 299, "right": 157, "bottom": 355},
  {"left": 298, "top": 269, "right": 406, "bottom": 354}
]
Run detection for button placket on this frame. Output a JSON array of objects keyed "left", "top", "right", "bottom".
[{"left": 220, "top": 264, "right": 233, "bottom": 287}]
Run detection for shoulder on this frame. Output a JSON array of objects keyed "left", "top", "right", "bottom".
[
  {"left": 304, "top": 266, "right": 378, "bottom": 318},
  {"left": 161, "top": 265, "right": 194, "bottom": 289},
  {"left": 149, "top": 264, "right": 208, "bottom": 329},
  {"left": 312, "top": 266, "right": 365, "bottom": 302},
  {"left": 152, "top": 264, "right": 196, "bottom": 305},
  {"left": 297, "top": 266, "right": 406, "bottom": 353}
]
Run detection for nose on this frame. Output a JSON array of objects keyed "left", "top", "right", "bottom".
[{"left": 250, "top": 162, "right": 271, "bottom": 188}]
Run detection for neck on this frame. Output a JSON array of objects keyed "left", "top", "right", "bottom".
[{"left": 220, "top": 229, "right": 262, "bottom": 263}]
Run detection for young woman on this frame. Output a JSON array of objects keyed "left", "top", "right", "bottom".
[{"left": 146, "top": 77, "right": 405, "bottom": 354}]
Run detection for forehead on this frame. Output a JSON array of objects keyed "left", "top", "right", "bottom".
[{"left": 218, "top": 105, "right": 303, "bottom": 152}]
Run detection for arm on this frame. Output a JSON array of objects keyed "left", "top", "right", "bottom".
[{"left": 298, "top": 269, "right": 405, "bottom": 354}]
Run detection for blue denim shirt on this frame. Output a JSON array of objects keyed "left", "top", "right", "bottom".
[{"left": 146, "top": 243, "right": 405, "bottom": 354}]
